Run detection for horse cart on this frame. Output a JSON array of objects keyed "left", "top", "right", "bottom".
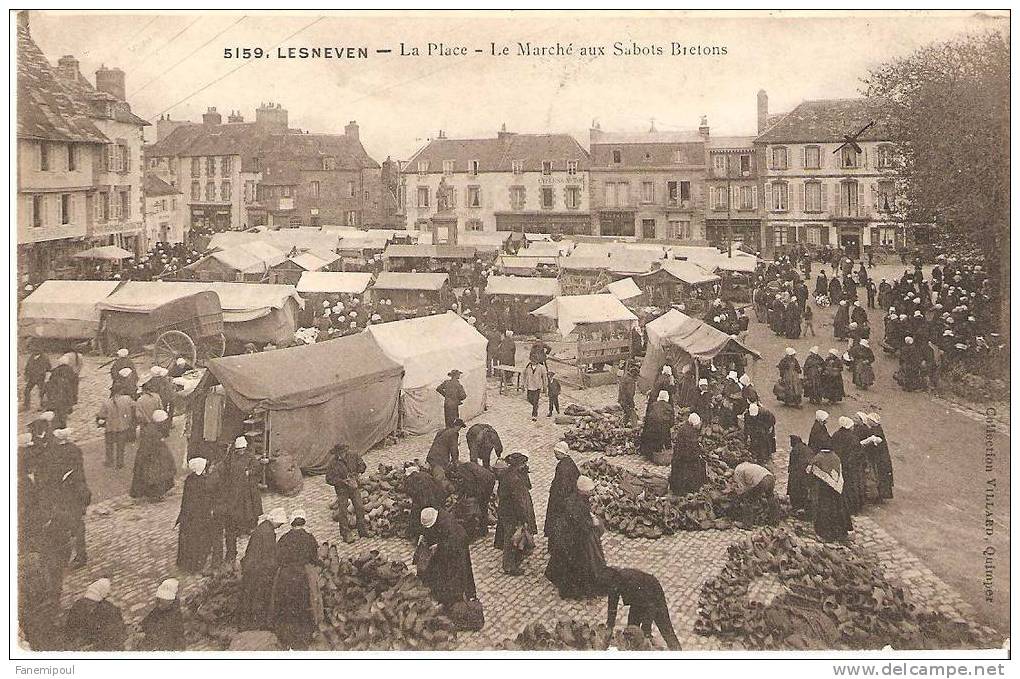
[{"left": 100, "top": 291, "right": 227, "bottom": 369}]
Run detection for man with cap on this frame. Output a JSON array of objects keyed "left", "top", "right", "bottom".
[
  {"left": 494, "top": 452, "right": 537, "bottom": 575},
  {"left": 522, "top": 355, "right": 549, "bottom": 421},
  {"left": 211, "top": 436, "right": 264, "bottom": 569},
  {"left": 417, "top": 506, "right": 478, "bottom": 610},
  {"left": 436, "top": 369, "right": 468, "bottom": 428},
  {"left": 601, "top": 565, "right": 682, "bottom": 650},
  {"left": 240, "top": 507, "right": 287, "bottom": 629},
  {"left": 63, "top": 578, "right": 127, "bottom": 651},
  {"left": 465, "top": 422, "right": 503, "bottom": 469},
  {"left": 97, "top": 386, "right": 136, "bottom": 469},
  {"left": 402, "top": 465, "right": 449, "bottom": 542},
  {"left": 427, "top": 418, "right": 465, "bottom": 482},
  {"left": 831, "top": 416, "right": 865, "bottom": 515},
  {"left": 731, "top": 461, "right": 780, "bottom": 525},
  {"left": 22, "top": 342, "right": 50, "bottom": 411},
  {"left": 176, "top": 458, "right": 216, "bottom": 573},
  {"left": 325, "top": 443, "right": 368, "bottom": 543},
  {"left": 670, "top": 413, "right": 707, "bottom": 497},
  {"left": 48, "top": 428, "right": 91, "bottom": 569},
  {"left": 743, "top": 402, "right": 777, "bottom": 464},
  {"left": 271, "top": 509, "right": 322, "bottom": 650},
  {"left": 138, "top": 579, "right": 185, "bottom": 651},
  {"left": 617, "top": 366, "right": 638, "bottom": 427}
]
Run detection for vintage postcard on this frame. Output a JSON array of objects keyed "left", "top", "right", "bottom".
[{"left": 10, "top": 8, "right": 1011, "bottom": 670}]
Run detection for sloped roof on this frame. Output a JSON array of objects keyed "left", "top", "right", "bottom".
[
  {"left": 383, "top": 244, "right": 477, "bottom": 260},
  {"left": 755, "top": 98, "right": 890, "bottom": 144},
  {"left": 709, "top": 136, "right": 756, "bottom": 151},
  {"left": 484, "top": 276, "right": 560, "bottom": 298},
  {"left": 405, "top": 133, "right": 590, "bottom": 174},
  {"left": 296, "top": 271, "right": 373, "bottom": 294},
  {"left": 531, "top": 294, "right": 638, "bottom": 336},
  {"left": 257, "top": 133, "right": 379, "bottom": 170},
  {"left": 144, "top": 174, "right": 181, "bottom": 196},
  {"left": 646, "top": 309, "right": 760, "bottom": 360},
  {"left": 372, "top": 271, "right": 449, "bottom": 291},
  {"left": 17, "top": 25, "right": 107, "bottom": 143},
  {"left": 55, "top": 66, "right": 148, "bottom": 126},
  {"left": 592, "top": 129, "right": 705, "bottom": 145},
  {"left": 604, "top": 277, "right": 643, "bottom": 301},
  {"left": 641, "top": 260, "right": 720, "bottom": 286},
  {"left": 188, "top": 241, "right": 286, "bottom": 274}
]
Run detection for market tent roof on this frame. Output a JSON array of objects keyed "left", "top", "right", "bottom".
[
  {"left": 97, "top": 281, "right": 303, "bottom": 322},
  {"left": 484, "top": 276, "right": 560, "bottom": 298},
  {"left": 604, "top": 277, "right": 643, "bottom": 301},
  {"left": 286, "top": 252, "right": 331, "bottom": 272},
  {"left": 206, "top": 229, "right": 341, "bottom": 254},
  {"left": 710, "top": 254, "right": 759, "bottom": 273},
  {"left": 296, "top": 272, "right": 373, "bottom": 295},
  {"left": 73, "top": 245, "right": 134, "bottom": 261},
  {"left": 189, "top": 242, "right": 286, "bottom": 274},
  {"left": 337, "top": 233, "right": 391, "bottom": 251},
  {"left": 19, "top": 280, "right": 122, "bottom": 339},
  {"left": 497, "top": 255, "right": 558, "bottom": 270},
  {"left": 642, "top": 260, "right": 720, "bottom": 286},
  {"left": 372, "top": 271, "right": 449, "bottom": 291},
  {"left": 521, "top": 241, "right": 572, "bottom": 257},
  {"left": 531, "top": 294, "right": 638, "bottom": 336},
  {"left": 458, "top": 231, "right": 511, "bottom": 251},
  {"left": 646, "top": 309, "right": 760, "bottom": 360},
  {"left": 205, "top": 332, "right": 402, "bottom": 412},
  {"left": 559, "top": 255, "right": 610, "bottom": 271},
  {"left": 382, "top": 244, "right": 478, "bottom": 260}
]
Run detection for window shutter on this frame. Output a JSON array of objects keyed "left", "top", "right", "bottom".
[
  {"left": 730, "top": 185, "right": 737, "bottom": 208},
  {"left": 861, "top": 147, "right": 868, "bottom": 169},
  {"left": 764, "top": 183, "right": 773, "bottom": 212},
  {"left": 800, "top": 146, "right": 806, "bottom": 169},
  {"left": 797, "top": 182, "right": 805, "bottom": 213},
  {"left": 751, "top": 186, "right": 758, "bottom": 209},
  {"left": 820, "top": 225, "right": 830, "bottom": 245},
  {"left": 820, "top": 183, "right": 828, "bottom": 212},
  {"left": 788, "top": 224, "right": 797, "bottom": 244},
  {"left": 870, "top": 182, "right": 879, "bottom": 210}
]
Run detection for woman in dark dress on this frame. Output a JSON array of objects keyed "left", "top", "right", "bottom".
[
  {"left": 823, "top": 350, "right": 846, "bottom": 403},
  {"left": 270, "top": 510, "right": 322, "bottom": 650},
  {"left": 786, "top": 435, "right": 814, "bottom": 513},
  {"left": 774, "top": 348, "right": 803, "bottom": 407},
  {"left": 863, "top": 413, "right": 895, "bottom": 502},
  {"left": 130, "top": 411, "right": 176, "bottom": 500},
  {"left": 805, "top": 448, "right": 853, "bottom": 542},
  {"left": 175, "top": 458, "right": 215, "bottom": 573},
  {"left": 830, "top": 417, "right": 865, "bottom": 515},
  {"left": 669, "top": 414, "right": 708, "bottom": 497},
  {"left": 639, "top": 391, "right": 674, "bottom": 460},
  {"left": 419, "top": 507, "right": 478, "bottom": 608},
  {"left": 138, "top": 579, "right": 185, "bottom": 651},
  {"left": 543, "top": 442, "right": 579, "bottom": 539},
  {"left": 803, "top": 347, "right": 825, "bottom": 404},
  {"left": 550, "top": 476, "right": 606, "bottom": 600}
]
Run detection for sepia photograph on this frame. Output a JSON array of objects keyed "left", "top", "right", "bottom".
[{"left": 9, "top": 7, "right": 1012, "bottom": 668}]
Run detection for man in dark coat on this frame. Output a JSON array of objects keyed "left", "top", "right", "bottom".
[
  {"left": 601, "top": 566, "right": 682, "bottom": 650},
  {"left": 787, "top": 435, "right": 813, "bottom": 513},
  {"left": 466, "top": 423, "right": 503, "bottom": 468},
  {"left": 828, "top": 276, "right": 843, "bottom": 306},
  {"left": 138, "top": 579, "right": 185, "bottom": 651},
  {"left": 670, "top": 413, "right": 707, "bottom": 497},
  {"left": 493, "top": 453, "right": 538, "bottom": 575},
  {"left": 496, "top": 331, "right": 517, "bottom": 385},
  {"left": 63, "top": 578, "right": 126, "bottom": 651},
  {"left": 436, "top": 370, "right": 467, "bottom": 428},
  {"left": 831, "top": 417, "right": 865, "bottom": 515},
  {"left": 743, "top": 403, "right": 776, "bottom": 464},
  {"left": 48, "top": 428, "right": 91, "bottom": 569},
  {"left": 270, "top": 511, "right": 321, "bottom": 650},
  {"left": 426, "top": 419, "right": 465, "bottom": 481},
  {"left": 325, "top": 443, "right": 368, "bottom": 542},
  {"left": 418, "top": 507, "right": 478, "bottom": 608},
  {"left": 22, "top": 345, "right": 50, "bottom": 411},
  {"left": 240, "top": 508, "right": 286, "bottom": 629},
  {"left": 447, "top": 460, "right": 496, "bottom": 540},
  {"left": 44, "top": 355, "right": 78, "bottom": 429},
  {"left": 617, "top": 368, "right": 637, "bottom": 426},
  {"left": 402, "top": 466, "right": 448, "bottom": 542},
  {"left": 211, "top": 436, "right": 264, "bottom": 568}
]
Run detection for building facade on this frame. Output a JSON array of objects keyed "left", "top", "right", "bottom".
[
  {"left": 755, "top": 95, "right": 901, "bottom": 258},
  {"left": 143, "top": 174, "right": 187, "bottom": 244},
  {"left": 704, "top": 136, "right": 762, "bottom": 252},
  {"left": 587, "top": 122, "right": 709, "bottom": 241},
  {"left": 401, "top": 129, "right": 592, "bottom": 235},
  {"left": 17, "top": 13, "right": 147, "bottom": 282}
]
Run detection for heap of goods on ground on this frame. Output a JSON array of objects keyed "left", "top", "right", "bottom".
[
  {"left": 497, "top": 619, "right": 660, "bottom": 651},
  {"left": 694, "top": 525, "right": 995, "bottom": 650},
  {"left": 181, "top": 547, "right": 458, "bottom": 651},
  {"left": 561, "top": 403, "right": 638, "bottom": 455}
]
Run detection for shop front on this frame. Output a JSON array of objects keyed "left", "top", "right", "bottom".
[
  {"left": 705, "top": 218, "right": 761, "bottom": 252},
  {"left": 494, "top": 212, "right": 592, "bottom": 236},
  {"left": 597, "top": 210, "right": 636, "bottom": 237},
  {"left": 190, "top": 204, "right": 232, "bottom": 233}
]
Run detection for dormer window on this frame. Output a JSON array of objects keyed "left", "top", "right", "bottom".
[
  {"left": 469, "top": 159, "right": 480, "bottom": 175},
  {"left": 512, "top": 160, "right": 524, "bottom": 175},
  {"left": 542, "top": 160, "right": 553, "bottom": 175},
  {"left": 443, "top": 160, "right": 454, "bottom": 175},
  {"left": 612, "top": 149, "right": 622, "bottom": 164},
  {"left": 417, "top": 161, "right": 429, "bottom": 176},
  {"left": 323, "top": 156, "right": 337, "bottom": 171}
]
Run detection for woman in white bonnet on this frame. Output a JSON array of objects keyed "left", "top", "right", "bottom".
[{"left": 175, "top": 458, "right": 215, "bottom": 573}]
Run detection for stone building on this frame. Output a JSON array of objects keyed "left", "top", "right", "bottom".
[
  {"left": 143, "top": 174, "right": 186, "bottom": 245},
  {"left": 401, "top": 127, "right": 592, "bottom": 236},
  {"left": 704, "top": 135, "right": 762, "bottom": 253},
  {"left": 587, "top": 121, "right": 709, "bottom": 241},
  {"left": 16, "top": 12, "right": 147, "bottom": 282},
  {"left": 755, "top": 92, "right": 901, "bottom": 258}
]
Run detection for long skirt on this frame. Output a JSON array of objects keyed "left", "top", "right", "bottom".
[
  {"left": 669, "top": 454, "right": 707, "bottom": 497},
  {"left": 176, "top": 519, "right": 213, "bottom": 573},
  {"left": 130, "top": 442, "right": 175, "bottom": 499},
  {"left": 813, "top": 481, "right": 852, "bottom": 542},
  {"left": 852, "top": 362, "right": 875, "bottom": 389}
]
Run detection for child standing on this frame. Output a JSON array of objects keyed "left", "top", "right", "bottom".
[
  {"left": 802, "top": 304, "right": 816, "bottom": 337},
  {"left": 547, "top": 372, "right": 562, "bottom": 417}
]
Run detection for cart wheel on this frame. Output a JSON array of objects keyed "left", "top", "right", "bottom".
[
  {"left": 196, "top": 332, "right": 226, "bottom": 363},
  {"left": 153, "top": 330, "right": 196, "bottom": 370}
]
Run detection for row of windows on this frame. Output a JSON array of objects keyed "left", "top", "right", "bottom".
[
  {"left": 765, "top": 180, "right": 895, "bottom": 215},
  {"left": 604, "top": 180, "right": 692, "bottom": 208},
  {"left": 425, "top": 160, "right": 581, "bottom": 176},
  {"left": 191, "top": 156, "right": 234, "bottom": 178},
  {"left": 35, "top": 141, "right": 131, "bottom": 174},
  {"left": 252, "top": 182, "right": 370, "bottom": 203},
  {"left": 609, "top": 148, "right": 693, "bottom": 165},
  {"left": 600, "top": 217, "right": 693, "bottom": 239},
  {"left": 710, "top": 185, "right": 758, "bottom": 211},
  {"left": 191, "top": 181, "right": 232, "bottom": 203},
  {"left": 768, "top": 144, "right": 895, "bottom": 171},
  {"left": 27, "top": 189, "right": 132, "bottom": 228},
  {"left": 150, "top": 197, "right": 178, "bottom": 213},
  {"left": 711, "top": 153, "right": 753, "bottom": 175},
  {"left": 772, "top": 225, "right": 898, "bottom": 247},
  {"left": 416, "top": 185, "right": 582, "bottom": 210}
]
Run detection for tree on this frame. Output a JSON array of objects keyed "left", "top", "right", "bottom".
[{"left": 862, "top": 30, "right": 1009, "bottom": 338}]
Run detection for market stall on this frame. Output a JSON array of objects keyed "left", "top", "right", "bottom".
[
  {"left": 382, "top": 244, "right": 480, "bottom": 285},
  {"left": 483, "top": 275, "right": 560, "bottom": 334},
  {"left": 635, "top": 260, "right": 720, "bottom": 313},
  {"left": 369, "top": 271, "right": 453, "bottom": 317},
  {"left": 19, "top": 279, "right": 122, "bottom": 341},
  {"left": 496, "top": 255, "right": 559, "bottom": 277},
  {"left": 367, "top": 312, "right": 487, "bottom": 435},
  {"left": 185, "top": 242, "right": 287, "bottom": 282},
  {"left": 192, "top": 333, "right": 403, "bottom": 475},
  {"left": 638, "top": 309, "right": 760, "bottom": 392}
]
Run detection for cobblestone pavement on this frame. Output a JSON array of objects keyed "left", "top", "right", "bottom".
[{"left": 48, "top": 375, "right": 1001, "bottom": 651}]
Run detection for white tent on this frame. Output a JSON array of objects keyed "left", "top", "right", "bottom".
[
  {"left": 484, "top": 276, "right": 560, "bottom": 298},
  {"left": 296, "top": 272, "right": 373, "bottom": 295},
  {"left": 19, "top": 280, "right": 121, "bottom": 339},
  {"left": 367, "top": 312, "right": 487, "bottom": 435},
  {"left": 531, "top": 294, "right": 639, "bottom": 336},
  {"left": 605, "top": 277, "right": 643, "bottom": 301}
]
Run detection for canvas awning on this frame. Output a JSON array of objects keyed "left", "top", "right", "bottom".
[
  {"left": 531, "top": 294, "right": 638, "bottom": 336},
  {"left": 383, "top": 244, "right": 478, "bottom": 260},
  {"left": 484, "top": 276, "right": 560, "bottom": 298},
  {"left": 73, "top": 245, "right": 134, "bottom": 261},
  {"left": 647, "top": 309, "right": 760, "bottom": 360},
  {"left": 296, "top": 272, "right": 373, "bottom": 295},
  {"left": 641, "top": 260, "right": 720, "bottom": 286},
  {"left": 97, "top": 281, "right": 302, "bottom": 321},
  {"left": 604, "top": 277, "right": 643, "bottom": 301},
  {"left": 372, "top": 271, "right": 449, "bottom": 292},
  {"left": 19, "top": 280, "right": 122, "bottom": 339}
]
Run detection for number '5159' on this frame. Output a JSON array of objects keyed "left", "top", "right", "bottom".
[{"left": 224, "top": 48, "right": 265, "bottom": 59}]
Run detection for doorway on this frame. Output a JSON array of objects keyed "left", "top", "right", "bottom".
[
  {"left": 641, "top": 218, "right": 656, "bottom": 239},
  {"left": 840, "top": 233, "right": 861, "bottom": 259}
]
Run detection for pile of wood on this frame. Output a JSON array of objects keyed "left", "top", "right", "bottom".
[
  {"left": 562, "top": 404, "right": 638, "bottom": 455},
  {"left": 497, "top": 619, "right": 657, "bottom": 651}
]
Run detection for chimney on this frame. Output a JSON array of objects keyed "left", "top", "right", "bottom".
[
  {"left": 698, "top": 115, "right": 710, "bottom": 138},
  {"left": 497, "top": 124, "right": 515, "bottom": 141},
  {"left": 437, "top": 129, "right": 446, "bottom": 139},
  {"left": 56, "top": 55, "right": 79, "bottom": 82},
  {"left": 227, "top": 110, "right": 244, "bottom": 123},
  {"left": 95, "top": 65, "right": 126, "bottom": 101},
  {"left": 589, "top": 119, "right": 602, "bottom": 146},
  {"left": 345, "top": 120, "right": 360, "bottom": 140},
  {"left": 202, "top": 106, "right": 222, "bottom": 126},
  {"left": 256, "top": 102, "right": 288, "bottom": 132},
  {"left": 17, "top": 10, "right": 28, "bottom": 33},
  {"left": 157, "top": 116, "right": 191, "bottom": 142},
  {"left": 757, "top": 89, "right": 769, "bottom": 134}
]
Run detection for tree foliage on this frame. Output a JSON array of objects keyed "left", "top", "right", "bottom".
[{"left": 862, "top": 30, "right": 1009, "bottom": 323}]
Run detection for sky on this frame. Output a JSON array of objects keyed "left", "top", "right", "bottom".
[{"left": 25, "top": 10, "right": 1007, "bottom": 161}]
